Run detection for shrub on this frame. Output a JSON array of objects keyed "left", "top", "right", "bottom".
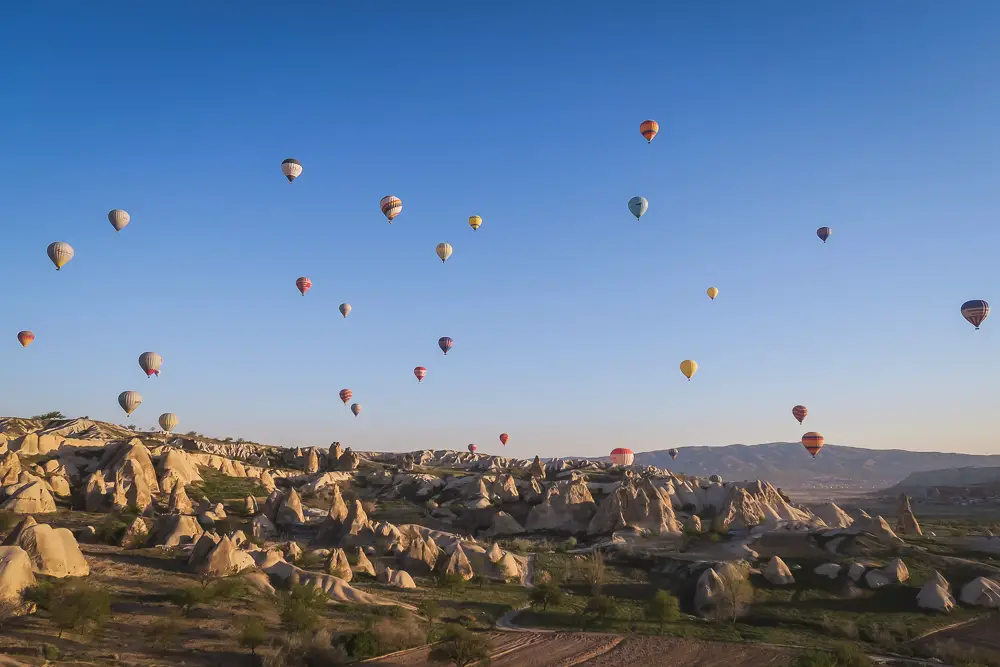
[
  {"left": 713, "top": 567, "right": 753, "bottom": 624},
  {"left": 645, "top": 590, "right": 680, "bottom": 633},
  {"left": 529, "top": 580, "right": 565, "bottom": 612},
  {"left": 374, "top": 613, "right": 425, "bottom": 654},
  {"left": 238, "top": 616, "right": 267, "bottom": 655},
  {"left": 150, "top": 617, "right": 183, "bottom": 650},
  {"left": 436, "top": 572, "right": 467, "bottom": 593},
  {"left": 583, "top": 594, "right": 616, "bottom": 623},
  {"left": 22, "top": 580, "right": 56, "bottom": 611},
  {"left": 49, "top": 582, "right": 112, "bottom": 638},
  {"left": 584, "top": 551, "right": 606, "bottom": 593},
  {"left": 0, "top": 597, "right": 25, "bottom": 631},
  {"left": 43, "top": 645, "right": 61, "bottom": 660},
  {"left": 791, "top": 643, "right": 873, "bottom": 667},
  {"left": 428, "top": 624, "right": 492, "bottom": 666},
  {"left": 419, "top": 599, "right": 441, "bottom": 632},
  {"left": 168, "top": 586, "right": 212, "bottom": 616},
  {"left": 507, "top": 538, "right": 531, "bottom": 554},
  {"left": 280, "top": 584, "right": 328, "bottom": 632},
  {"left": 32, "top": 411, "right": 65, "bottom": 420},
  {"left": 343, "top": 629, "right": 379, "bottom": 660}
]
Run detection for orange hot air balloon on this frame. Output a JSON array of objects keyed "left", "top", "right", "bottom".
[
  {"left": 413, "top": 366, "right": 427, "bottom": 382},
  {"left": 17, "top": 331, "right": 34, "bottom": 347},
  {"left": 639, "top": 120, "right": 659, "bottom": 143},
  {"left": 499, "top": 432, "right": 509, "bottom": 446},
  {"left": 801, "top": 432, "right": 824, "bottom": 458},
  {"left": 792, "top": 405, "right": 808, "bottom": 425},
  {"left": 339, "top": 389, "right": 352, "bottom": 405}
]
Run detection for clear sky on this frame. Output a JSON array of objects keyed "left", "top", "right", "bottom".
[{"left": 1, "top": 2, "right": 998, "bottom": 457}]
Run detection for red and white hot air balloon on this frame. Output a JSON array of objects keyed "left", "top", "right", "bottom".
[
  {"left": 296, "top": 277, "right": 312, "bottom": 296},
  {"left": 413, "top": 366, "right": 427, "bottom": 382},
  {"left": 610, "top": 447, "right": 634, "bottom": 466},
  {"left": 339, "top": 389, "right": 352, "bottom": 405},
  {"left": 468, "top": 444, "right": 478, "bottom": 454},
  {"left": 499, "top": 432, "right": 509, "bottom": 446}
]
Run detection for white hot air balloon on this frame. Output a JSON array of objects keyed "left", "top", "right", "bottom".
[
  {"left": 118, "top": 391, "right": 142, "bottom": 416},
  {"left": 138, "top": 352, "right": 163, "bottom": 378},
  {"left": 47, "top": 242, "right": 74, "bottom": 270},
  {"left": 281, "top": 158, "right": 303, "bottom": 182},
  {"left": 108, "top": 209, "right": 130, "bottom": 232},
  {"left": 628, "top": 196, "right": 648, "bottom": 221},
  {"left": 158, "top": 412, "right": 179, "bottom": 433},
  {"left": 339, "top": 303, "right": 352, "bottom": 318},
  {"left": 435, "top": 243, "right": 453, "bottom": 263},
  {"left": 380, "top": 196, "right": 402, "bottom": 222}
]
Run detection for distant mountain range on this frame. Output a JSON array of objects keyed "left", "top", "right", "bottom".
[{"left": 631, "top": 443, "right": 1000, "bottom": 490}]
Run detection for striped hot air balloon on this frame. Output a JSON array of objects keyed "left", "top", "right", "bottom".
[
  {"left": 414, "top": 366, "right": 427, "bottom": 382},
  {"left": 17, "top": 331, "right": 34, "bottom": 348},
  {"left": 118, "top": 391, "right": 142, "bottom": 416},
  {"left": 639, "top": 120, "right": 659, "bottom": 143},
  {"left": 138, "top": 352, "right": 162, "bottom": 377},
  {"left": 792, "top": 405, "right": 808, "bottom": 425},
  {"left": 961, "top": 300, "right": 990, "bottom": 330},
  {"left": 499, "top": 432, "right": 509, "bottom": 446},
  {"left": 158, "top": 413, "right": 179, "bottom": 433},
  {"left": 610, "top": 447, "right": 634, "bottom": 466},
  {"left": 438, "top": 337, "right": 453, "bottom": 355},
  {"left": 281, "top": 158, "right": 303, "bottom": 183},
  {"left": 108, "top": 209, "right": 130, "bottom": 232},
  {"left": 339, "top": 389, "right": 352, "bottom": 405},
  {"left": 816, "top": 227, "right": 832, "bottom": 243},
  {"left": 351, "top": 403, "right": 362, "bottom": 417},
  {"left": 47, "top": 242, "right": 74, "bottom": 270},
  {"left": 380, "top": 196, "right": 402, "bottom": 222},
  {"left": 469, "top": 215, "right": 482, "bottom": 231},
  {"left": 802, "top": 432, "right": 824, "bottom": 458},
  {"left": 296, "top": 277, "right": 312, "bottom": 296}
]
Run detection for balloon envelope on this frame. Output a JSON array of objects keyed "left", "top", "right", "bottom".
[
  {"left": 816, "top": 227, "right": 832, "bottom": 243},
  {"left": 680, "top": 360, "right": 698, "bottom": 380},
  {"left": 468, "top": 444, "right": 477, "bottom": 454},
  {"left": 339, "top": 389, "right": 352, "bottom": 405},
  {"left": 17, "top": 331, "right": 34, "bottom": 348},
  {"left": 639, "top": 120, "right": 659, "bottom": 143},
  {"left": 108, "top": 209, "right": 130, "bottom": 232},
  {"left": 961, "top": 300, "right": 990, "bottom": 330},
  {"left": 118, "top": 391, "right": 142, "bottom": 415},
  {"left": 628, "top": 196, "right": 648, "bottom": 220},
  {"left": 158, "top": 413, "right": 179, "bottom": 433},
  {"left": 706, "top": 287, "right": 719, "bottom": 300},
  {"left": 47, "top": 242, "right": 74, "bottom": 270},
  {"left": 802, "top": 432, "right": 825, "bottom": 457},
  {"left": 138, "top": 352, "right": 162, "bottom": 377},
  {"left": 436, "top": 243, "right": 453, "bottom": 263},
  {"left": 339, "top": 303, "right": 351, "bottom": 318},
  {"left": 414, "top": 366, "right": 427, "bottom": 382},
  {"left": 351, "top": 403, "right": 362, "bottom": 416},
  {"left": 438, "top": 337, "right": 453, "bottom": 355},
  {"left": 281, "top": 158, "right": 302, "bottom": 182},
  {"left": 610, "top": 447, "right": 634, "bottom": 466},
  {"left": 792, "top": 405, "right": 808, "bottom": 425},
  {"left": 667, "top": 448, "right": 678, "bottom": 460},
  {"left": 380, "top": 196, "right": 402, "bottom": 222},
  {"left": 469, "top": 215, "right": 482, "bottom": 231},
  {"left": 296, "top": 277, "right": 312, "bottom": 296}
]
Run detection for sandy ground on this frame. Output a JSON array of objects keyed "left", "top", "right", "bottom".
[
  {"left": 366, "top": 632, "right": 792, "bottom": 667},
  {"left": 917, "top": 614, "right": 1000, "bottom": 653}
]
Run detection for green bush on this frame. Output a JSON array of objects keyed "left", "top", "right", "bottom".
[
  {"left": 343, "top": 629, "right": 379, "bottom": 659},
  {"left": 583, "top": 594, "right": 616, "bottom": 623},
  {"left": 168, "top": 586, "right": 212, "bottom": 616},
  {"left": 529, "top": 580, "right": 565, "bottom": 612},
  {"left": 279, "top": 584, "right": 328, "bottom": 632},
  {"left": 791, "top": 644, "right": 872, "bottom": 667},
  {"left": 428, "top": 624, "right": 492, "bottom": 667},
  {"left": 49, "top": 582, "right": 112, "bottom": 638},
  {"left": 238, "top": 616, "right": 267, "bottom": 655},
  {"left": 645, "top": 590, "right": 680, "bottom": 633}
]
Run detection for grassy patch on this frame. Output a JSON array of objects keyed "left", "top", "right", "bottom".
[{"left": 189, "top": 466, "right": 265, "bottom": 504}]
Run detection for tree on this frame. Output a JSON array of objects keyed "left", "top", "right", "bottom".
[
  {"left": 529, "top": 580, "right": 565, "bottom": 612},
  {"left": 49, "top": 583, "right": 112, "bottom": 638},
  {"left": 32, "top": 411, "right": 65, "bottom": 420},
  {"left": 238, "top": 616, "right": 267, "bottom": 656},
  {"left": 419, "top": 599, "right": 440, "bottom": 635},
  {"left": 715, "top": 566, "right": 753, "bottom": 624},
  {"left": 167, "top": 586, "right": 211, "bottom": 616},
  {"left": 645, "top": 590, "right": 680, "bottom": 633},
  {"left": 583, "top": 594, "right": 615, "bottom": 623},
  {"left": 585, "top": 550, "right": 606, "bottom": 594},
  {"left": 280, "top": 584, "right": 328, "bottom": 632},
  {"left": 428, "top": 624, "right": 492, "bottom": 667}
]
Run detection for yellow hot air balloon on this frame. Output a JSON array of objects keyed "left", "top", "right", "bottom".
[
  {"left": 680, "top": 360, "right": 698, "bottom": 381},
  {"left": 706, "top": 287, "right": 719, "bottom": 301},
  {"left": 436, "top": 243, "right": 453, "bottom": 263},
  {"left": 469, "top": 215, "right": 482, "bottom": 231}
]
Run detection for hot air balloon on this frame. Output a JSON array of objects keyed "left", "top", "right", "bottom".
[
  {"left": 499, "top": 432, "right": 509, "bottom": 446},
  {"left": 469, "top": 215, "right": 482, "bottom": 231},
  {"left": 639, "top": 120, "right": 659, "bottom": 143},
  {"left": 47, "top": 242, "right": 74, "bottom": 270},
  {"left": 436, "top": 243, "right": 453, "bottom": 263},
  {"left": 438, "top": 337, "right": 453, "bottom": 355},
  {"left": 339, "top": 389, "right": 352, "bottom": 405},
  {"left": 158, "top": 412, "right": 178, "bottom": 433},
  {"left": 281, "top": 158, "right": 302, "bottom": 183},
  {"left": 792, "top": 405, "right": 808, "bottom": 425},
  {"left": 118, "top": 391, "right": 142, "bottom": 416},
  {"left": 610, "top": 447, "right": 634, "bottom": 466},
  {"left": 296, "top": 277, "right": 312, "bottom": 296},
  {"left": 802, "top": 432, "right": 824, "bottom": 457},
  {"left": 709, "top": 474, "right": 723, "bottom": 484},
  {"left": 961, "top": 300, "right": 990, "bottom": 330},
  {"left": 665, "top": 449, "right": 677, "bottom": 461},
  {"left": 380, "top": 196, "right": 402, "bottom": 222},
  {"left": 108, "top": 209, "right": 130, "bottom": 232},
  {"left": 816, "top": 227, "right": 832, "bottom": 243},
  {"left": 707, "top": 287, "right": 719, "bottom": 301},
  {"left": 680, "top": 360, "right": 698, "bottom": 381},
  {"left": 414, "top": 366, "right": 427, "bottom": 382},
  {"left": 138, "top": 352, "right": 163, "bottom": 378},
  {"left": 17, "top": 331, "right": 34, "bottom": 348},
  {"left": 339, "top": 303, "right": 351, "bottom": 318},
  {"left": 351, "top": 403, "right": 362, "bottom": 417},
  {"left": 628, "top": 196, "right": 648, "bottom": 221},
  {"left": 468, "top": 444, "right": 477, "bottom": 454}
]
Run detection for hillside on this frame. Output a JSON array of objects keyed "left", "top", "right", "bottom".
[
  {"left": 891, "top": 466, "right": 1000, "bottom": 491},
  {"left": 633, "top": 442, "right": 1000, "bottom": 490}
]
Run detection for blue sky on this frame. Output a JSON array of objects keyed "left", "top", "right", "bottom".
[{"left": 1, "top": 2, "right": 998, "bottom": 456}]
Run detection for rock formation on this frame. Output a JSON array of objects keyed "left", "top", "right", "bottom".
[
  {"left": 763, "top": 556, "right": 794, "bottom": 585},
  {"left": 895, "top": 494, "right": 922, "bottom": 536}
]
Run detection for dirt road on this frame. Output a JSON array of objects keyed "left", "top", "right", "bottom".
[{"left": 365, "top": 632, "right": 792, "bottom": 666}]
